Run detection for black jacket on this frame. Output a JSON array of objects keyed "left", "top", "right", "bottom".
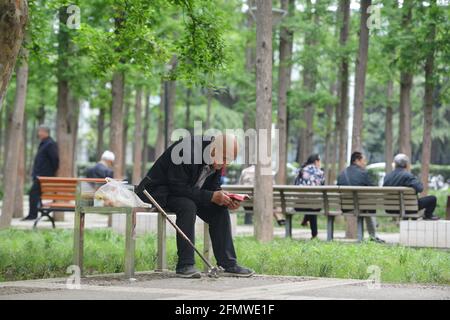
[
  {"left": 135, "top": 136, "right": 222, "bottom": 208},
  {"left": 337, "top": 164, "right": 373, "bottom": 186},
  {"left": 383, "top": 168, "right": 423, "bottom": 194},
  {"left": 32, "top": 137, "right": 59, "bottom": 179},
  {"left": 86, "top": 162, "right": 114, "bottom": 179}
]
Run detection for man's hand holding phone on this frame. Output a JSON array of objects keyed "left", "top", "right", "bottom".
[{"left": 211, "top": 191, "right": 241, "bottom": 210}]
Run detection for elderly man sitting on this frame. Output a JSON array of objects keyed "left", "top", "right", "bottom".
[
  {"left": 383, "top": 154, "right": 439, "bottom": 220},
  {"left": 136, "top": 134, "right": 254, "bottom": 278}
]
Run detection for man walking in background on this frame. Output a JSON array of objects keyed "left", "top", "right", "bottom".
[
  {"left": 22, "top": 125, "right": 59, "bottom": 221},
  {"left": 337, "top": 151, "right": 385, "bottom": 243}
]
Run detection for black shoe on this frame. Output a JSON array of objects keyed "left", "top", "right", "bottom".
[
  {"left": 369, "top": 236, "right": 386, "bottom": 244},
  {"left": 221, "top": 265, "right": 255, "bottom": 278},
  {"left": 176, "top": 265, "right": 201, "bottom": 279},
  {"left": 21, "top": 216, "right": 37, "bottom": 221},
  {"left": 277, "top": 219, "right": 286, "bottom": 226},
  {"left": 424, "top": 216, "right": 440, "bottom": 221}
]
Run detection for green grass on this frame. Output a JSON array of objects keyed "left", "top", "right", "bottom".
[
  {"left": 429, "top": 189, "right": 449, "bottom": 218},
  {"left": 0, "top": 228, "right": 449, "bottom": 285}
]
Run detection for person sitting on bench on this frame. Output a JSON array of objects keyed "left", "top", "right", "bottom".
[
  {"left": 337, "top": 151, "right": 385, "bottom": 243},
  {"left": 136, "top": 134, "right": 254, "bottom": 278},
  {"left": 86, "top": 150, "right": 115, "bottom": 179},
  {"left": 294, "top": 153, "right": 325, "bottom": 240},
  {"left": 384, "top": 153, "right": 439, "bottom": 220}
]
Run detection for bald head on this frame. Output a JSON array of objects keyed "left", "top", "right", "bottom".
[{"left": 209, "top": 134, "right": 238, "bottom": 169}]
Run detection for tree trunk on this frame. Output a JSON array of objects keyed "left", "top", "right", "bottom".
[
  {"left": 324, "top": 82, "right": 337, "bottom": 184},
  {"left": 55, "top": 6, "right": 79, "bottom": 221},
  {"left": 26, "top": 118, "right": 36, "bottom": 177},
  {"left": 163, "top": 56, "right": 177, "bottom": 149},
  {"left": 420, "top": 2, "right": 437, "bottom": 196},
  {"left": 399, "top": 73, "right": 413, "bottom": 159},
  {"left": 110, "top": 71, "right": 125, "bottom": 179},
  {"left": 398, "top": 3, "right": 413, "bottom": 160},
  {"left": 0, "top": 0, "right": 28, "bottom": 110},
  {"left": 185, "top": 88, "right": 191, "bottom": 131},
  {"left": 0, "top": 104, "right": 3, "bottom": 171},
  {"left": 142, "top": 90, "right": 150, "bottom": 174},
  {"left": 155, "top": 81, "right": 165, "bottom": 159},
  {"left": 347, "top": 0, "right": 371, "bottom": 239},
  {"left": 351, "top": 0, "right": 371, "bottom": 152},
  {"left": 337, "top": 0, "right": 350, "bottom": 173},
  {"left": 206, "top": 88, "right": 212, "bottom": 130},
  {"left": 1, "top": 104, "right": 12, "bottom": 176},
  {"left": 132, "top": 87, "right": 143, "bottom": 185},
  {"left": 244, "top": 0, "right": 256, "bottom": 168},
  {"left": 13, "top": 116, "right": 26, "bottom": 218},
  {"left": 385, "top": 80, "right": 394, "bottom": 174},
  {"left": 122, "top": 100, "right": 130, "bottom": 174},
  {"left": 0, "top": 49, "right": 28, "bottom": 228},
  {"left": 55, "top": 94, "right": 78, "bottom": 221},
  {"left": 254, "top": 0, "right": 273, "bottom": 242},
  {"left": 96, "top": 107, "right": 105, "bottom": 160},
  {"left": 275, "top": 0, "right": 294, "bottom": 185},
  {"left": 300, "top": 0, "right": 318, "bottom": 164}
]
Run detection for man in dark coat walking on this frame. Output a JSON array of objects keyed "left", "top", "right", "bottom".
[
  {"left": 22, "top": 125, "right": 59, "bottom": 220},
  {"left": 136, "top": 134, "right": 254, "bottom": 278}
]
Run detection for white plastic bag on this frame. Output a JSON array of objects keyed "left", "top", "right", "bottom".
[{"left": 94, "top": 178, "right": 151, "bottom": 208}]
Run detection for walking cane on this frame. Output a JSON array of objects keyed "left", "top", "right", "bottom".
[{"left": 142, "top": 190, "right": 220, "bottom": 278}]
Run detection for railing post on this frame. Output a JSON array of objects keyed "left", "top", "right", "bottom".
[
  {"left": 353, "top": 191, "right": 363, "bottom": 242},
  {"left": 73, "top": 207, "right": 85, "bottom": 275},
  {"left": 156, "top": 211, "right": 167, "bottom": 272},
  {"left": 203, "top": 222, "right": 213, "bottom": 272},
  {"left": 124, "top": 208, "right": 136, "bottom": 279},
  {"left": 323, "top": 191, "right": 333, "bottom": 241}
]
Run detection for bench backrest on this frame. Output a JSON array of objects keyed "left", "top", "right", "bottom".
[
  {"left": 222, "top": 185, "right": 418, "bottom": 216},
  {"left": 38, "top": 177, "right": 106, "bottom": 204},
  {"left": 274, "top": 186, "right": 342, "bottom": 215},
  {"left": 222, "top": 185, "right": 342, "bottom": 215},
  {"left": 338, "top": 186, "right": 418, "bottom": 215}
]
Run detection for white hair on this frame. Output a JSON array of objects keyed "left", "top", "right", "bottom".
[
  {"left": 101, "top": 150, "right": 115, "bottom": 162},
  {"left": 394, "top": 153, "right": 409, "bottom": 169}
]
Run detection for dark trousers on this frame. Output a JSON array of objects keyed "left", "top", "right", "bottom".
[
  {"left": 301, "top": 215, "right": 318, "bottom": 237},
  {"left": 166, "top": 196, "right": 237, "bottom": 270},
  {"left": 244, "top": 206, "right": 253, "bottom": 225},
  {"left": 296, "top": 208, "right": 319, "bottom": 238},
  {"left": 28, "top": 179, "right": 41, "bottom": 219},
  {"left": 418, "top": 195, "right": 437, "bottom": 219}
]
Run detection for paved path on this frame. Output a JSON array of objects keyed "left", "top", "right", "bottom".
[{"left": 0, "top": 272, "right": 448, "bottom": 300}]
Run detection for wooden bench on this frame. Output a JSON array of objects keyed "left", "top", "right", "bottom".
[
  {"left": 338, "top": 186, "right": 423, "bottom": 241},
  {"left": 35, "top": 177, "right": 106, "bottom": 229},
  {"left": 222, "top": 185, "right": 423, "bottom": 242}
]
